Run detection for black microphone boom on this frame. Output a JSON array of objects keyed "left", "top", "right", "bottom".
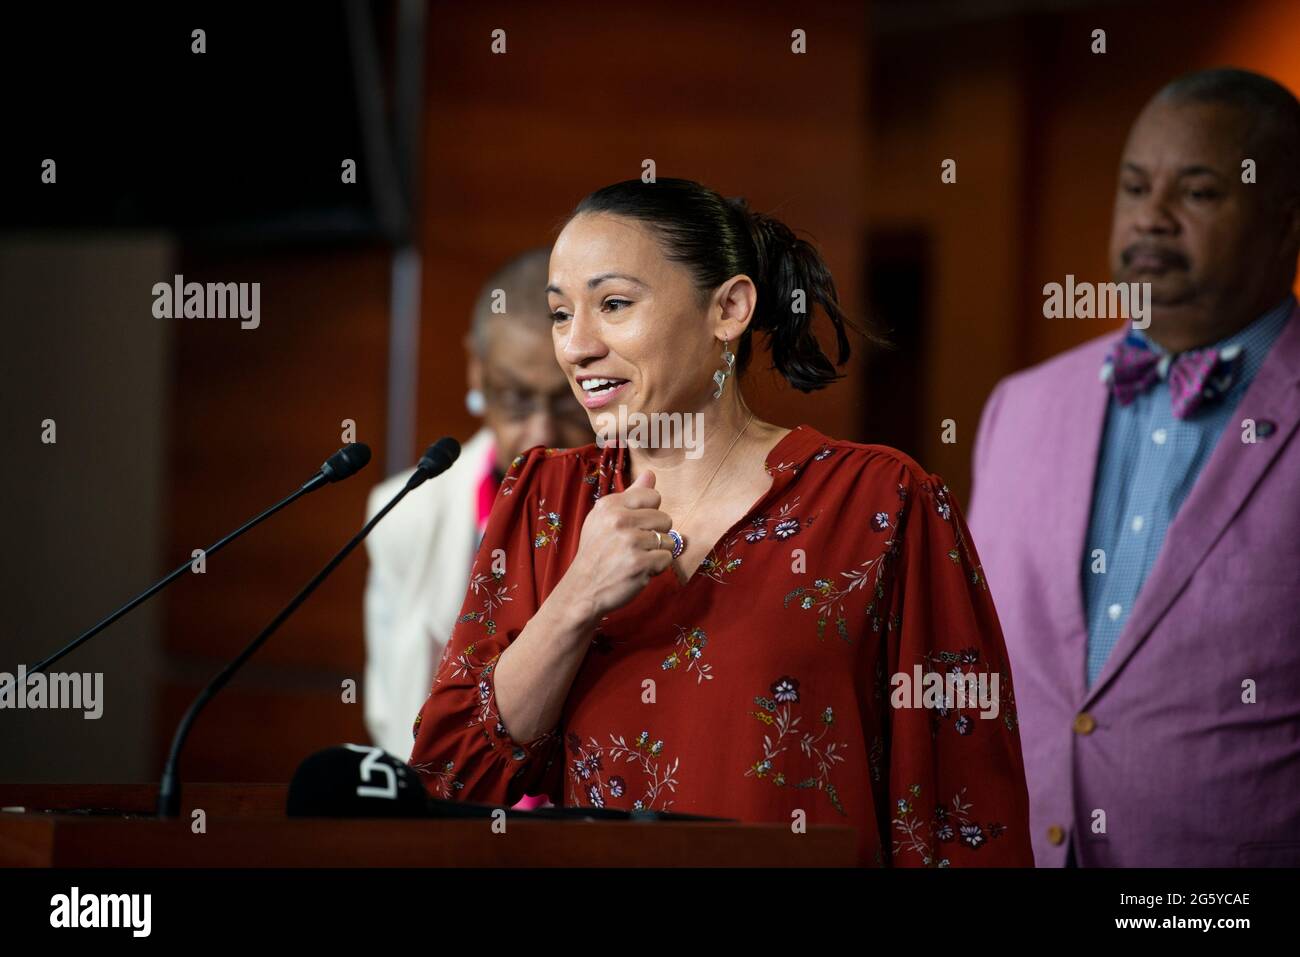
[
  {"left": 12, "top": 443, "right": 372, "bottom": 682},
  {"left": 157, "top": 437, "right": 461, "bottom": 818}
]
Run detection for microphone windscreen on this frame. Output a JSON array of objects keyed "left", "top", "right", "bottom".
[
  {"left": 417, "top": 436, "right": 461, "bottom": 478},
  {"left": 320, "top": 443, "right": 372, "bottom": 483},
  {"left": 286, "top": 744, "right": 430, "bottom": 818}
]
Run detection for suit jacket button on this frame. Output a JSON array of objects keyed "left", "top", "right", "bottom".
[
  {"left": 1073, "top": 712, "right": 1097, "bottom": 734},
  {"left": 1047, "top": 825, "right": 1066, "bottom": 845}
]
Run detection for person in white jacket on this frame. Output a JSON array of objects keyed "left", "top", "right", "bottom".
[{"left": 362, "top": 247, "right": 591, "bottom": 766}]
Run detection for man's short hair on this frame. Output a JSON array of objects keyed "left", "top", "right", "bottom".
[
  {"left": 469, "top": 247, "right": 553, "bottom": 357},
  {"left": 1155, "top": 67, "right": 1300, "bottom": 202}
]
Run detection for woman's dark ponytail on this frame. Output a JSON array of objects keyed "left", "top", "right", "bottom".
[
  {"left": 733, "top": 199, "right": 857, "bottom": 392},
  {"left": 569, "top": 178, "right": 878, "bottom": 393}
]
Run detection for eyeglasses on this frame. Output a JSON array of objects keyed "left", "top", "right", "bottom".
[{"left": 482, "top": 376, "right": 590, "bottom": 428}]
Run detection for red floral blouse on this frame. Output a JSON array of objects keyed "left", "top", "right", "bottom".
[{"left": 408, "top": 424, "right": 1034, "bottom": 866}]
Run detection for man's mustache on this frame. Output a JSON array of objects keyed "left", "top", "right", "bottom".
[{"left": 1120, "top": 244, "right": 1190, "bottom": 270}]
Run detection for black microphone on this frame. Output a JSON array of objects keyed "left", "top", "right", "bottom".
[
  {"left": 157, "top": 438, "right": 461, "bottom": 818},
  {"left": 287, "top": 745, "right": 431, "bottom": 818},
  {"left": 405, "top": 435, "right": 462, "bottom": 490},
  {"left": 302, "top": 442, "right": 373, "bottom": 493},
  {"left": 8, "top": 443, "right": 372, "bottom": 684},
  {"left": 285, "top": 744, "right": 737, "bottom": 823}
]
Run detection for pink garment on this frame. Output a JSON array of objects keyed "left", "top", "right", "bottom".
[
  {"left": 476, "top": 441, "right": 550, "bottom": 812},
  {"left": 968, "top": 306, "right": 1300, "bottom": 866},
  {"left": 475, "top": 442, "right": 499, "bottom": 539}
]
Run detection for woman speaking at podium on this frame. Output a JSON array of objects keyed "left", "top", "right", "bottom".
[{"left": 408, "top": 178, "right": 1034, "bottom": 867}]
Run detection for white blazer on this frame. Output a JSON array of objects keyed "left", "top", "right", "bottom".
[{"left": 362, "top": 427, "right": 495, "bottom": 759}]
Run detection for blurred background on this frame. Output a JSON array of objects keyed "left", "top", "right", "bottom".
[{"left": 2, "top": 0, "right": 1298, "bottom": 785}]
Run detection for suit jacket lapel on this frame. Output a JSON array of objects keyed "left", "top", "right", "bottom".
[
  {"left": 1060, "top": 358, "right": 1114, "bottom": 701},
  {"left": 1085, "top": 307, "right": 1300, "bottom": 704}
]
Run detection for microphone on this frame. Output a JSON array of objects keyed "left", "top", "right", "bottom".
[
  {"left": 157, "top": 438, "right": 461, "bottom": 818},
  {"left": 7, "top": 443, "right": 372, "bottom": 684},
  {"left": 302, "top": 442, "right": 373, "bottom": 493},
  {"left": 284, "top": 745, "right": 733, "bottom": 823},
  {"left": 405, "top": 436, "right": 462, "bottom": 490},
  {"left": 287, "top": 745, "right": 431, "bottom": 818}
]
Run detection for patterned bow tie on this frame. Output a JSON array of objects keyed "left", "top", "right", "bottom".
[{"left": 1100, "top": 335, "right": 1243, "bottom": 419}]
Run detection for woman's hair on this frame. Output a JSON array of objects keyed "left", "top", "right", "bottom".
[{"left": 566, "top": 177, "right": 880, "bottom": 392}]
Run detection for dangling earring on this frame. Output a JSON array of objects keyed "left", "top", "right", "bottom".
[
  {"left": 465, "top": 388, "right": 486, "bottom": 416},
  {"left": 712, "top": 336, "right": 736, "bottom": 399}
]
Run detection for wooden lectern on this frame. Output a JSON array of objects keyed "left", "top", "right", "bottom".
[{"left": 0, "top": 784, "right": 858, "bottom": 867}]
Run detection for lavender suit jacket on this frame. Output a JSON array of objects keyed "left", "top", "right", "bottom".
[{"left": 969, "top": 306, "right": 1300, "bottom": 867}]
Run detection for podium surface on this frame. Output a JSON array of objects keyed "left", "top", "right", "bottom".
[{"left": 0, "top": 784, "right": 858, "bottom": 867}]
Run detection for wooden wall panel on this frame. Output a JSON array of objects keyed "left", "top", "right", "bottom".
[{"left": 159, "top": 246, "right": 389, "bottom": 777}]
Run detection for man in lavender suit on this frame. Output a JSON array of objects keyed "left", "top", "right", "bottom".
[{"left": 970, "top": 68, "right": 1300, "bottom": 867}]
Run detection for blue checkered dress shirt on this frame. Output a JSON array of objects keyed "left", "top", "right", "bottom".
[{"left": 1082, "top": 296, "right": 1295, "bottom": 686}]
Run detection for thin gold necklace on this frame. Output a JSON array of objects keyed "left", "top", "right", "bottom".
[{"left": 666, "top": 409, "right": 755, "bottom": 559}]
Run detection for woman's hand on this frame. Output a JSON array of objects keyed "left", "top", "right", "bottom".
[{"left": 558, "top": 469, "right": 673, "bottom": 624}]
